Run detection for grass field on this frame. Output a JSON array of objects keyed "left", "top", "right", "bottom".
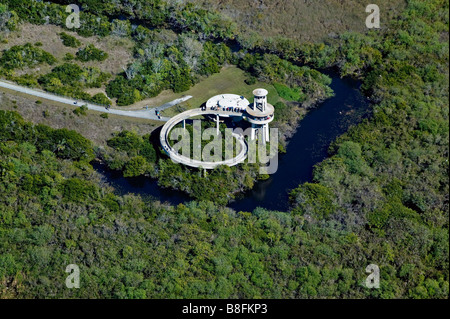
[
  {"left": 160, "top": 65, "right": 282, "bottom": 117},
  {"left": 0, "top": 23, "right": 134, "bottom": 77},
  {"left": 191, "top": 0, "right": 406, "bottom": 42}
]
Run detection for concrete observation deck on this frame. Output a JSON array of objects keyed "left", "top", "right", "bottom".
[
  {"left": 160, "top": 90, "right": 276, "bottom": 170},
  {"left": 160, "top": 94, "right": 250, "bottom": 169}
]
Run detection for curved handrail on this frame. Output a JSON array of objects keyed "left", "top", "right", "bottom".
[{"left": 160, "top": 108, "right": 248, "bottom": 169}]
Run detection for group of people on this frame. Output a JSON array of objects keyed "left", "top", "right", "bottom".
[{"left": 203, "top": 105, "right": 242, "bottom": 113}]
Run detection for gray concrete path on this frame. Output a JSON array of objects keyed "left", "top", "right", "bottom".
[{"left": 0, "top": 80, "right": 193, "bottom": 122}]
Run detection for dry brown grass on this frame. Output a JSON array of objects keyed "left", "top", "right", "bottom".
[
  {"left": 0, "top": 22, "right": 139, "bottom": 108},
  {"left": 192, "top": 0, "right": 406, "bottom": 41},
  {"left": 0, "top": 88, "right": 162, "bottom": 146},
  {"left": 0, "top": 22, "right": 134, "bottom": 77}
]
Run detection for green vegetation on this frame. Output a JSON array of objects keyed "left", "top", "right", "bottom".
[
  {"left": 37, "top": 63, "right": 111, "bottom": 102},
  {"left": 290, "top": 183, "right": 337, "bottom": 219},
  {"left": 0, "top": 43, "right": 56, "bottom": 69},
  {"left": 239, "top": 53, "right": 333, "bottom": 105},
  {"left": 107, "top": 130, "right": 156, "bottom": 162},
  {"left": 0, "top": 133, "right": 447, "bottom": 298},
  {"left": 158, "top": 160, "right": 256, "bottom": 206},
  {"left": 76, "top": 44, "right": 108, "bottom": 62},
  {"left": 91, "top": 93, "right": 111, "bottom": 106},
  {"left": 13, "top": 74, "right": 39, "bottom": 88},
  {"left": 73, "top": 105, "right": 88, "bottom": 116},
  {"left": 106, "top": 38, "right": 234, "bottom": 106},
  {"left": 59, "top": 32, "right": 81, "bottom": 48},
  {"left": 0, "top": 0, "right": 448, "bottom": 300},
  {"left": 63, "top": 53, "right": 75, "bottom": 61},
  {"left": 160, "top": 66, "right": 280, "bottom": 117},
  {"left": 157, "top": 120, "right": 259, "bottom": 204},
  {"left": 0, "top": 110, "right": 94, "bottom": 162},
  {"left": 273, "top": 83, "right": 303, "bottom": 102},
  {"left": 0, "top": 3, "right": 18, "bottom": 32},
  {"left": 273, "top": 101, "right": 290, "bottom": 123},
  {"left": 0, "top": 0, "right": 333, "bottom": 108},
  {"left": 101, "top": 130, "right": 157, "bottom": 178}
]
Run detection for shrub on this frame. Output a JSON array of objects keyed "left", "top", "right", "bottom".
[
  {"left": 244, "top": 75, "right": 257, "bottom": 85},
  {"left": 290, "top": 183, "right": 337, "bottom": 219},
  {"left": 61, "top": 178, "right": 97, "bottom": 202},
  {"left": 59, "top": 32, "right": 81, "bottom": 48},
  {"left": 35, "top": 125, "right": 94, "bottom": 161},
  {"left": 107, "top": 131, "right": 143, "bottom": 155},
  {"left": 0, "top": 110, "right": 29, "bottom": 142},
  {"left": 106, "top": 76, "right": 138, "bottom": 106},
  {"left": 73, "top": 105, "right": 88, "bottom": 116},
  {"left": 273, "top": 82, "right": 303, "bottom": 101},
  {"left": 39, "top": 63, "right": 84, "bottom": 86},
  {"left": 273, "top": 101, "right": 290, "bottom": 122},
  {"left": 141, "top": 138, "right": 157, "bottom": 163},
  {"left": 0, "top": 43, "right": 56, "bottom": 69},
  {"left": 0, "top": 4, "right": 19, "bottom": 32},
  {"left": 337, "top": 141, "right": 371, "bottom": 175},
  {"left": 106, "top": 131, "right": 157, "bottom": 172},
  {"left": 38, "top": 64, "right": 110, "bottom": 100},
  {"left": 63, "top": 53, "right": 75, "bottom": 61},
  {"left": 14, "top": 74, "right": 39, "bottom": 87},
  {"left": 90, "top": 92, "right": 110, "bottom": 106},
  {"left": 123, "top": 156, "right": 148, "bottom": 177},
  {"left": 76, "top": 44, "right": 108, "bottom": 62}
]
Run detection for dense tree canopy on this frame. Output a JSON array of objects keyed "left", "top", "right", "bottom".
[{"left": 0, "top": 0, "right": 448, "bottom": 299}]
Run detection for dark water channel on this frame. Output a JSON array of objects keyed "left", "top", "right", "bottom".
[{"left": 94, "top": 72, "right": 370, "bottom": 212}]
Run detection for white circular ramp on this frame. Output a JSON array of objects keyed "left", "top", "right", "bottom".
[{"left": 160, "top": 107, "right": 248, "bottom": 169}]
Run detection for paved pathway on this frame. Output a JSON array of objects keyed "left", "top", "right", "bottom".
[
  {"left": 0, "top": 80, "right": 193, "bottom": 122},
  {"left": 156, "top": 96, "right": 193, "bottom": 112}
]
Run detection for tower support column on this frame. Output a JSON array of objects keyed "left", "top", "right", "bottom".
[
  {"left": 251, "top": 124, "right": 256, "bottom": 141},
  {"left": 216, "top": 115, "right": 220, "bottom": 135}
]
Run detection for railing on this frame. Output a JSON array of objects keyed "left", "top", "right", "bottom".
[{"left": 160, "top": 108, "right": 248, "bottom": 169}]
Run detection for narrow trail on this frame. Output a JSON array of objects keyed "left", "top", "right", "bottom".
[{"left": 0, "top": 79, "right": 193, "bottom": 122}]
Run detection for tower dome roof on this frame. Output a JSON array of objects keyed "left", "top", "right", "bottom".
[{"left": 253, "top": 88, "right": 268, "bottom": 97}]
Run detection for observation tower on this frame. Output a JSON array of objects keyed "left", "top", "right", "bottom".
[
  {"left": 205, "top": 94, "right": 250, "bottom": 135},
  {"left": 245, "top": 89, "right": 275, "bottom": 143},
  {"left": 159, "top": 88, "right": 275, "bottom": 170}
]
